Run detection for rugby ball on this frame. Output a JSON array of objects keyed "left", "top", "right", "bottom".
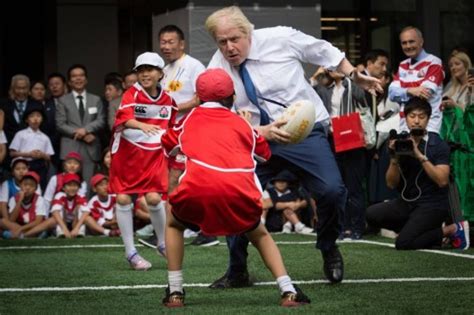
[{"left": 279, "top": 100, "right": 316, "bottom": 144}]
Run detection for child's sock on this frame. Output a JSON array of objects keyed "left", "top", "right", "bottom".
[
  {"left": 277, "top": 275, "right": 296, "bottom": 294},
  {"left": 115, "top": 203, "right": 136, "bottom": 257},
  {"left": 103, "top": 229, "right": 111, "bottom": 236},
  {"left": 148, "top": 201, "right": 166, "bottom": 248},
  {"left": 168, "top": 270, "right": 184, "bottom": 293}
]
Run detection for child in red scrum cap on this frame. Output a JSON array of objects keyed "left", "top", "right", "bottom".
[
  {"left": 83, "top": 174, "right": 120, "bottom": 237},
  {"left": 28, "top": 173, "right": 89, "bottom": 238},
  {"left": 160, "top": 68, "right": 310, "bottom": 308},
  {"left": 1, "top": 171, "right": 47, "bottom": 239},
  {"left": 43, "top": 151, "right": 87, "bottom": 214}
]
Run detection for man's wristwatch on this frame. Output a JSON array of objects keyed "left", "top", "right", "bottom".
[{"left": 419, "top": 155, "right": 429, "bottom": 163}]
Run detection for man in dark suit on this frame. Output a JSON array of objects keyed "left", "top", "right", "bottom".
[
  {"left": 2, "top": 74, "right": 42, "bottom": 145},
  {"left": 56, "top": 64, "right": 105, "bottom": 183}
]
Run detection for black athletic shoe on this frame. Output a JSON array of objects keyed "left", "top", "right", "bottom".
[
  {"left": 280, "top": 284, "right": 311, "bottom": 307},
  {"left": 322, "top": 246, "right": 344, "bottom": 283},
  {"left": 162, "top": 286, "right": 185, "bottom": 308},
  {"left": 209, "top": 271, "right": 252, "bottom": 289},
  {"left": 190, "top": 233, "right": 220, "bottom": 247},
  {"left": 138, "top": 234, "right": 157, "bottom": 249}
]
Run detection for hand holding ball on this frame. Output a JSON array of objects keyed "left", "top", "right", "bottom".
[{"left": 278, "top": 100, "right": 316, "bottom": 144}]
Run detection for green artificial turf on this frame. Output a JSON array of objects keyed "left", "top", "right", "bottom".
[{"left": 0, "top": 234, "right": 473, "bottom": 314}]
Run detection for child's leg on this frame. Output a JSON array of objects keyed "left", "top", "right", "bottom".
[
  {"left": 165, "top": 209, "right": 186, "bottom": 293},
  {"left": 1, "top": 220, "right": 22, "bottom": 234},
  {"left": 23, "top": 218, "right": 57, "bottom": 237},
  {"left": 84, "top": 216, "right": 109, "bottom": 235},
  {"left": 282, "top": 209, "right": 300, "bottom": 225},
  {"left": 145, "top": 192, "right": 166, "bottom": 250},
  {"left": 115, "top": 194, "right": 136, "bottom": 256},
  {"left": 283, "top": 209, "right": 312, "bottom": 234},
  {"left": 246, "top": 223, "right": 296, "bottom": 294}
]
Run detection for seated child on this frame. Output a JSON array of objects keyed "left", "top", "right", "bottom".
[
  {"left": 27, "top": 173, "right": 89, "bottom": 238},
  {"left": 0, "top": 158, "right": 42, "bottom": 233},
  {"left": 84, "top": 173, "right": 120, "bottom": 236},
  {"left": 262, "top": 170, "right": 314, "bottom": 235},
  {"left": 2, "top": 171, "right": 47, "bottom": 239},
  {"left": 9, "top": 104, "right": 54, "bottom": 190},
  {"left": 160, "top": 68, "right": 310, "bottom": 308},
  {"left": 43, "top": 151, "right": 87, "bottom": 213}
]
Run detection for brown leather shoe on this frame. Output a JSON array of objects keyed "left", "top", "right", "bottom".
[{"left": 208, "top": 271, "right": 252, "bottom": 289}]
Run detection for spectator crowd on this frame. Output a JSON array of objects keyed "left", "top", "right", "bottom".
[{"left": 0, "top": 20, "right": 472, "bottom": 254}]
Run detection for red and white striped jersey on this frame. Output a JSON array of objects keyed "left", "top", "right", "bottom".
[
  {"left": 390, "top": 52, "right": 444, "bottom": 132},
  {"left": 51, "top": 192, "right": 88, "bottom": 223},
  {"left": 87, "top": 194, "right": 116, "bottom": 225},
  {"left": 8, "top": 193, "right": 46, "bottom": 225},
  {"left": 109, "top": 83, "right": 178, "bottom": 194}
]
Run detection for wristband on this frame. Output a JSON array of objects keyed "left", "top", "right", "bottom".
[{"left": 419, "top": 155, "right": 429, "bottom": 163}]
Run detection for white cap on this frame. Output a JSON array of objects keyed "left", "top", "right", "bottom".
[{"left": 134, "top": 52, "right": 165, "bottom": 70}]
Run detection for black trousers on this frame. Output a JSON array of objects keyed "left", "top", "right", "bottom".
[
  {"left": 366, "top": 199, "right": 448, "bottom": 250},
  {"left": 335, "top": 147, "right": 367, "bottom": 234}
]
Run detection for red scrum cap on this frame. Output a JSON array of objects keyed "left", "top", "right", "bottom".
[
  {"left": 90, "top": 173, "right": 107, "bottom": 188},
  {"left": 63, "top": 173, "right": 81, "bottom": 185},
  {"left": 65, "top": 151, "right": 82, "bottom": 162},
  {"left": 22, "top": 171, "right": 40, "bottom": 184},
  {"left": 196, "top": 68, "right": 234, "bottom": 102}
]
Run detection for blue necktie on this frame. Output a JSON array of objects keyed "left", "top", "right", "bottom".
[
  {"left": 238, "top": 61, "right": 270, "bottom": 125},
  {"left": 17, "top": 101, "right": 25, "bottom": 121}
]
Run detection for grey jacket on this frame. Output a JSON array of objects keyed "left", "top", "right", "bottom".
[
  {"left": 56, "top": 92, "right": 105, "bottom": 161},
  {"left": 324, "top": 78, "right": 368, "bottom": 116}
]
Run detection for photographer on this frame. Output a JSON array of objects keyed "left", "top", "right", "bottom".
[{"left": 366, "top": 97, "right": 469, "bottom": 250}]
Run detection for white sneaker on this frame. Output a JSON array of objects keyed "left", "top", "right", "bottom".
[
  {"left": 56, "top": 225, "right": 64, "bottom": 238},
  {"left": 136, "top": 224, "right": 154, "bottom": 237},
  {"left": 295, "top": 226, "right": 315, "bottom": 235},
  {"left": 127, "top": 252, "right": 152, "bottom": 271},
  {"left": 183, "top": 229, "right": 198, "bottom": 239},
  {"left": 78, "top": 225, "right": 86, "bottom": 237},
  {"left": 282, "top": 223, "right": 292, "bottom": 234}
]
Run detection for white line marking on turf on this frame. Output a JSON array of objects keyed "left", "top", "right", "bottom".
[
  {"left": 1, "top": 239, "right": 473, "bottom": 260},
  {"left": 2, "top": 277, "right": 474, "bottom": 293},
  {"left": 348, "top": 239, "right": 474, "bottom": 260}
]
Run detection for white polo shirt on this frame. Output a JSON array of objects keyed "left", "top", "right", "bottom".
[{"left": 208, "top": 26, "right": 345, "bottom": 127}]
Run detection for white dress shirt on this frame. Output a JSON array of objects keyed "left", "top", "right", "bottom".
[
  {"left": 72, "top": 90, "right": 87, "bottom": 109},
  {"left": 208, "top": 26, "right": 345, "bottom": 127},
  {"left": 9, "top": 127, "right": 55, "bottom": 160}
]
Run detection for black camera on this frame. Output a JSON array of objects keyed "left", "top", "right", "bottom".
[
  {"left": 390, "top": 131, "right": 413, "bottom": 155},
  {"left": 389, "top": 128, "right": 425, "bottom": 155}
]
